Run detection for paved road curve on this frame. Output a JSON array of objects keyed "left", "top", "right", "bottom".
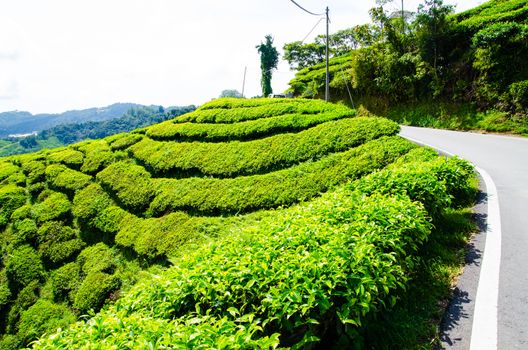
[{"left": 399, "top": 126, "right": 528, "bottom": 350}]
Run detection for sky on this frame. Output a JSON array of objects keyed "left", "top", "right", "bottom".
[{"left": 0, "top": 0, "right": 485, "bottom": 114}]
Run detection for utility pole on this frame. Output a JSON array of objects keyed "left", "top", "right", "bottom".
[
  {"left": 241, "top": 66, "right": 247, "bottom": 98},
  {"left": 402, "top": 0, "right": 405, "bottom": 33},
  {"left": 325, "top": 6, "right": 330, "bottom": 102}
]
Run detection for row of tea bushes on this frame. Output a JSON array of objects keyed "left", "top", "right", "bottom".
[
  {"left": 145, "top": 109, "right": 355, "bottom": 142},
  {"left": 148, "top": 136, "right": 415, "bottom": 215},
  {"left": 131, "top": 117, "right": 399, "bottom": 178}
]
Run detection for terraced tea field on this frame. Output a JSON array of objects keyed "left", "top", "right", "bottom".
[{"left": 0, "top": 98, "right": 475, "bottom": 348}]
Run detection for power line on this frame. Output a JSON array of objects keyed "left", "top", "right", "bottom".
[
  {"left": 301, "top": 17, "right": 325, "bottom": 43},
  {"left": 288, "top": 0, "right": 324, "bottom": 16}
]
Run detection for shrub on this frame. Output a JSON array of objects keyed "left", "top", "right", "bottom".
[
  {"left": 108, "top": 133, "right": 143, "bottom": 151},
  {"left": 149, "top": 136, "right": 415, "bottom": 215},
  {"left": 20, "top": 160, "right": 46, "bottom": 184},
  {"left": 73, "top": 272, "right": 119, "bottom": 312},
  {"left": 0, "top": 270, "right": 10, "bottom": 309},
  {"left": 75, "top": 140, "right": 115, "bottom": 174},
  {"left": 45, "top": 164, "right": 92, "bottom": 195},
  {"left": 32, "top": 192, "right": 71, "bottom": 224},
  {"left": 96, "top": 161, "right": 154, "bottom": 212},
  {"left": 17, "top": 300, "right": 76, "bottom": 345},
  {"left": 132, "top": 117, "right": 399, "bottom": 177},
  {"left": 145, "top": 108, "right": 355, "bottom": 142},
  {"left": 0, "top": 185, "right": 26, "bottom": 228},
  {"left": 0, "top": 162, "right": 20, "bottom": 183},
  {"left": 72, "top": 184, "right": 112, "bottom": 225},
  {"left": 93, "top": 205, "right": 133, "bottom": 234},
  {"left": 0, "top": 335, "right": 19, "bottom": 350},
  {"left": 37, "top": 190, "right": 432, "bottom": 348},
  {"left": 177, "top": 99, "right": 345, "bottom": 124},
  {"left": 115, "top": 212, "right": 210, "bottom": 258},
  {"left": 76, "top": 243, "right": 116, "bottom": 275},
  {"left": 49, "top": 263, "right": 81, "bottom": 302},
  {"left": 5, "top": 245, "right": 44, "bottom": 291},
  {"left": 11, "top": 219, "right": 38, "bottom": 246},
  {"left": 47, "top": 148, "right": 84, "bottom": 168}
]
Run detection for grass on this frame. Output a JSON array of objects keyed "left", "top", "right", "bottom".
[{"left": 370, "top": 101, "right": 528, "bottom": 136}]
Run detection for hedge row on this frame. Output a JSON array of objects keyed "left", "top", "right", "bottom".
[
  {"left": 177, "top": 99, "right": 344, "bottom": 124},
  {"left": 196, "top": 97, "right": 307, "bottom": 110},
  {"left": 145, "top": 109, "right": 356, "bottom": 142},
  {"left": 149, "top": 136, "right": 415, "bottom": 215},
  {"left": 456, "top": 0, "right": 528, "bottom": 31},
  {"left": 31, "top": 189, "right": 433, "bottom": 349},
  {"left": 131, "top": 117, "right": 400, "bottom": 178}
]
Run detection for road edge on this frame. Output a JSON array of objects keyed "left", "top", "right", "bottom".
[{"left": 401, "top": 135, "right": 502, "bottom": 350}]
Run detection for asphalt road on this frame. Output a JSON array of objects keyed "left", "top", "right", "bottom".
[{"left": 399, "top": 126, "right": 528, "bottom": 349}]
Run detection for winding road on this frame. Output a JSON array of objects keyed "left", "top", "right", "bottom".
[{"left": 399, "top": 126, "right": 528, "bottom": 350}]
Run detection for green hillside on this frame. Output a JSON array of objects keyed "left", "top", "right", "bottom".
[
  {"left": 287, "top": 0, "right": 528, "bottom": 135},
  {"left": 0, "top": 98, "right": 475, "bottom": 349}
]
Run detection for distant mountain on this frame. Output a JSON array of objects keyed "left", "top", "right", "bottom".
[
  {"left": 0, "top": 105, "right": 195, "bottom": 157},
  {"left": 0, "top": 103, "right": 145, "bottom": 138}
]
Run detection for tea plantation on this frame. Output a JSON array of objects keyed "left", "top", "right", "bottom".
[{"left": 0, "top": 98, "right": 475, "bottom": 349}]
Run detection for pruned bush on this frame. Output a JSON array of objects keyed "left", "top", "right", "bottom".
[
  {"left": 0, "top": 269, "right": 11, "bottom": 309},
  {"left": 11, "top": 219, "right": 38, "bottom": 246},
  {"left": 73, "top": 184, "right": 112, "bottom": 225},
  {"left": 146, "top": 108, "right": 355, "bottom": 142},
  {"left": 37, "top": 222, "right": 85, "bottom": 266},
  {"left": 96, "top": 161, "right": 154, "bottom": 212},
  {"left": 49, "top": 263, "right": 81, "bottom": 302},
  {"left": 75, "top": 140, "right": 115, "bottom": 174},
  {"left": 32, "top": 192, "right": 71, "bottom": 224},
  {"left": 21, "top": 160, "right": 46, "bottom": 184},
  {"left": 5, "top": 245, "right": 44, "bottom": 291},
  {"left": 76, "top": 243, "right": 116, "bottom": 275},
  {"left": 132, "top": 117, "right": 399, "bottom": 177},
  {"left": 17, "top": 300, "right": 76, "bottom": 346},
  {"left": 47, "top": 148, "right": 84, "bottom": 168},
  {"left": 0, "top": 162, "right": 20, "bottom": 183},
  {"left": 149, "top": 136, "right": 415, "bottom": 215},
  {"left": 107, "top": 133, "right": 143, "bottom": 151},
  {"left": 73, "top": 272, "right": 119, "bottom": 312},
  {"left": 45, "top": 164, "right": 92, "bottom": 195},
  {"left": 116, "top": 212, "right": 210, "bottom": 258},
  {"left": 93, "top": 205, "right": 133, "bottom": 234},
  {"left": 0, "top": 185, "right": 26, "bottom": 228}
]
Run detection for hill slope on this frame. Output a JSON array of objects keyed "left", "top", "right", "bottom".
[
  {"left": 287, "top": 0, "right": 528, "bottom": 135},
  {"left": 0, "top": 98, "right": 475, "bottom": 348}
]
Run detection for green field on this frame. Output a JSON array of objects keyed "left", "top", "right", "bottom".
[{"left": 0, "top": 98, "right": 475, "bottom": 349}]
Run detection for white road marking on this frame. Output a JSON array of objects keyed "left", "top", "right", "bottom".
[
  {"left": 400, "top": 134, "right": 501, "bottom": 350},
  {"left": 469, "top": 167, "right": 501, "bottom": 350}
]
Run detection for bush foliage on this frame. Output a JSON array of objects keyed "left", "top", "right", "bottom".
[{"left": 0, "top": 97, "right": 477, "bottom": 348}]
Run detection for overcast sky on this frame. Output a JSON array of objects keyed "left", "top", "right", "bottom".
[{"left": 0, "top": 0, "right": 484, "bottom": 114}]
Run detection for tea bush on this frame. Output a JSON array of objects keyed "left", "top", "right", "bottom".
[
  {"left": 132, "top": 117, "right": 399, "bottom": 177},
  {"left": 49, "top": 263, "right": 81, "bottom": 302},
  {"left": 149, "top": 136, "right": 414, "bottom": 215},
  {"left": 178, "top": 99, "right": 344, "bottom": 123},
  {"left": 44, "top": 164, "right": 92, "bottom": 195},
  {"left": 145, "top": 108, "right": 355, "bottom": 142},
  {"left": 0, "top": 185, "right": 26, "bottom": 228},
  {"left": 17, "top": 300, "right": 76, "bottom": 345},
  {"left": 5, "top": 245, "right": 44, "bottom": 291},
  {"left": 72, "top": 271, "right": 119, "bottom": 312},
  {"left": 96, "top": 161, "right": 154, "bottom": 212},
  {"left": 32, "top": 190, "right": 433, "bottom": 348},
  {"left": 31, "top": 192, "right": 71, "bottom": 224},
  {"left": 47, "top": 149, "right": 84, "bottom": 169},
  {"left": 76, "top": 243, "right": 116, "bottom": 275}
]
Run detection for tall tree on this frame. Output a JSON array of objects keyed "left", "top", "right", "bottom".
[{"left": 256, "top": 35, "right": 279, "bottom": 97}]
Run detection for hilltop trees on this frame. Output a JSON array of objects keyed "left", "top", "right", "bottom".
[{"left": 256, "top": 35, "right": 279, "bottom": 97}]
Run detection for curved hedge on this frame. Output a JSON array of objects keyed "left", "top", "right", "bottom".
[
  {"left": 145, "top": 108, "right": 355, "bottom": 142},
  {"left": 149, "top": 136, "right": 414, "bottom": 215},
  {"left": 131, "top": 117, "right": 399, "bottom": 178}
]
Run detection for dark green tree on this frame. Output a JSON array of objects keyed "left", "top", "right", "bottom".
[{"left": 256, "top": 35, "right": 279, "bottom": 97}]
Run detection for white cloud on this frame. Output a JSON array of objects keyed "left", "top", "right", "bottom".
[{"left": 0, "top": 0, "right": 484, "bottom": 114}]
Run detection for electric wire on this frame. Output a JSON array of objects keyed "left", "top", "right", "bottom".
[
  {"left": 288, "top": 0, "right": 325, "bottom": 16},
  {"left": 301, "top": 17, "right": 325, "bottom": 44}
]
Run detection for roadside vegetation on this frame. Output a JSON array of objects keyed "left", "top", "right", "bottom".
[
  {"left": 0, "top": 97, "right": 476, "bottom": 349},
  {"left": 286, "top": 0, "right": 528, "bottom": 136}
]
